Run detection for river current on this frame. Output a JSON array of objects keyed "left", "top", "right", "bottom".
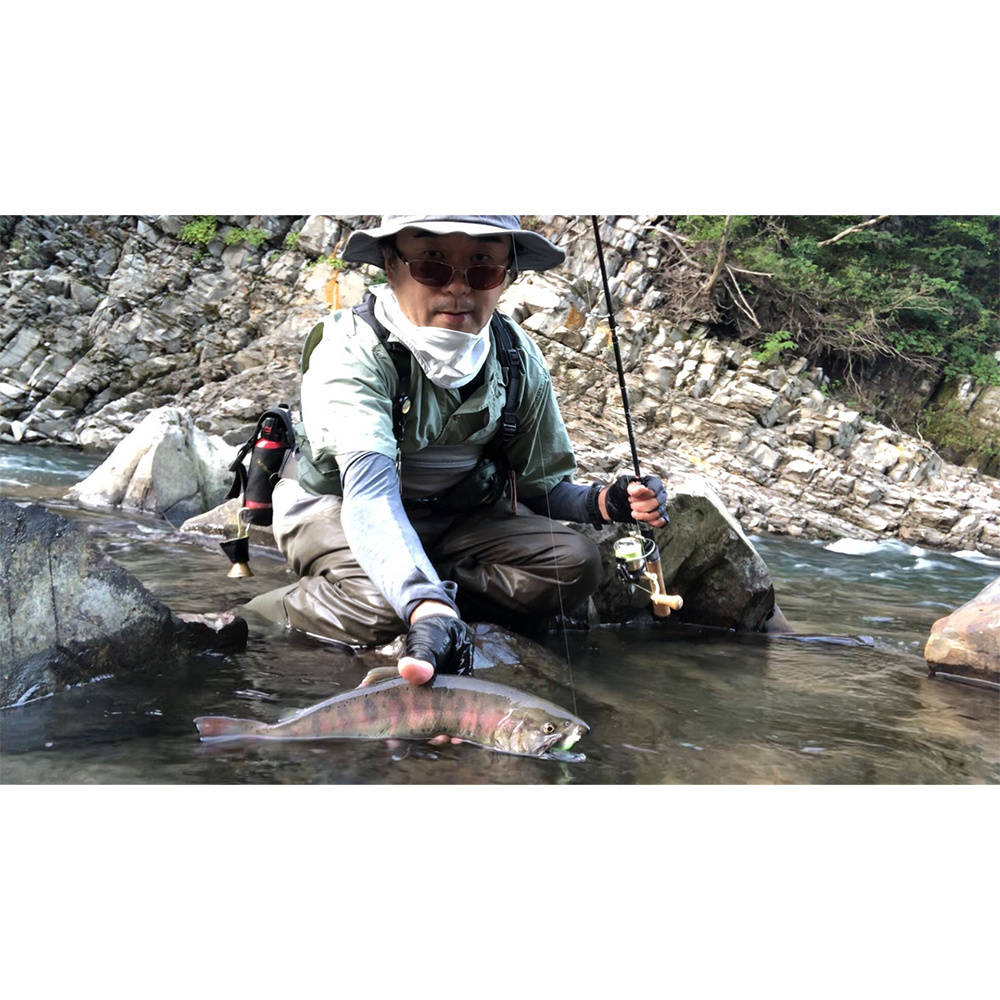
[{"left": 1, "top": 444, "right": 998, "bottom": 785}]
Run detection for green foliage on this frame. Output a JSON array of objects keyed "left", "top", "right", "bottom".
[
  {"left": 178, "top": 216, "right": 218, "bottom": 246},
  {"left": 224, "top": 227, "right": 270, "bottom": 248},
  {"left": 753, "top": 330, "right": 797, "bottom": 366},
  {"left": 921, "top": 396, "right": 1000, "bottom": 473},
  {"left": 671, "top": 215, "right": 999, "bottom": 387},
  {"left": 284, "top": 231, "right": 300, "bottom": 250},
  {"left": 178, "top": 217, "right": 273, "bottom": 251},
  {"left": 305, "top": 255, "right": 349, "bottom": 270}
]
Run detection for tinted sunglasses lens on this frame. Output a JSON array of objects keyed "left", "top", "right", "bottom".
[
  {"left": 407, "top": 259, "right": 507, "bottom": 290},
  {"left": 467, "top": 265, "right": 507, "bottom": 290},
  {"left": 408, "top": 259, "right": 452, "bottom": 287}
]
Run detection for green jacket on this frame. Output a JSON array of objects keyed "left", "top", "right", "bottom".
[
  {"left": 298, "top": 309, "right": 576, "bottom": 497},
  {"left": 295, "top": 306, "right": 578, "bottom": 500}
]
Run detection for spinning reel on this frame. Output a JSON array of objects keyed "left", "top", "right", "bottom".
[{"left": 613, "top": 533, "right": 684, "bottom": 613}]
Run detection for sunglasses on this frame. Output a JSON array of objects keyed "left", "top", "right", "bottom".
[{"left": 394, "top": 249, "right": 509, "bottom": 290}]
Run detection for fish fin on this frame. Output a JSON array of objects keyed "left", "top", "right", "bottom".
[
  {"left": 194, "top": 716, "right": 268, "bottom": 739},
  {"left": 357, "top": 666, "right": 400, "bottom": 688}
]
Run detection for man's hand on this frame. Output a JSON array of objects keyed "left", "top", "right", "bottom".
[
  {"left": 601, "top": 475, "right": 669, "bottom": 528},
  {"left": 397, "top": 603, "right": 473, "bottom": 686}
]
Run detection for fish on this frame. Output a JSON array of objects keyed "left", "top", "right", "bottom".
[{"left": 194, "top": 672, "right": 588, "bottom": 758}]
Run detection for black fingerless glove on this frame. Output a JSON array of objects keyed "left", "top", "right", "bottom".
[
  {"left": 604, "top": 474, "right": 669, "bottom": 525},
  {"left": 404, "top": 615, "right": 474, "bottom": 676}
]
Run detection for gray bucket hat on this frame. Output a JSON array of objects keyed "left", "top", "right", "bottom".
[{"left": 342, "top": 215, "right": 565, "bottom": 272}]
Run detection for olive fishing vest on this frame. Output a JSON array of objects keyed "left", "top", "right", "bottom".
[{"left": 294, "top": 295, "right": 522, "bottom": 506}]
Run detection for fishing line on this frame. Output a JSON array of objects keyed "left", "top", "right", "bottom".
[
  {"left": 535, "top": 421, "right": 579, "bottom": 719},
  {"left": 507, "top": 226, "right": 578, "bottom": 715},
  {"left": 492, "top": 239, "right": 579, "bottom": 715}
]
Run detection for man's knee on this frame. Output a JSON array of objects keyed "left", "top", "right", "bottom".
[
  {"left": 283, "top": 573, "right": 403, "bottom": 646},
  {"left": 559, "top": 529, "right": 604, "bottom": 601}
]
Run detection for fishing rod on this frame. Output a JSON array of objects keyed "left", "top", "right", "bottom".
[{"left": 590, "top": 215, "right": 682, "bottom": 618}]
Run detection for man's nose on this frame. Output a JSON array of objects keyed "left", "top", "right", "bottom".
[{"left": 442, "top": 266, "right": 472, "bottom": 292}]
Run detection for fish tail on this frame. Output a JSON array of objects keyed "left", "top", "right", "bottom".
[{"left": 194, "top": 716, "right": 268, "bottom": 740}]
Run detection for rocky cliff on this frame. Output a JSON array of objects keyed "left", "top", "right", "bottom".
[{"left": 2, "top": 214, "right": 998, "bottom": 557}]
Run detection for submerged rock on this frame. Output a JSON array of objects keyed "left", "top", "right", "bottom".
[
  {"left": 0, "top": 498, "right": 246, "bottom": 708},
  {"left": 924, "top": 576, "right": 1000, "bottom": 686}
]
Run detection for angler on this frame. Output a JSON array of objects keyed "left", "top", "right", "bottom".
[
  {"left": 195, "top": 673, "right": 589, "bottom": 758},
  {"left": 244, "top": 216, "right": 669, "bottom": 685}
]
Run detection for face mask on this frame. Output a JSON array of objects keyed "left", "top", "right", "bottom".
[{"left": 372, "top": 284, "right": 491, "bottom": 389}]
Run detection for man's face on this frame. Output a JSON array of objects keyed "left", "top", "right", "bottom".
[{"left": 384, "top": 228, "right": 511, "bottom": 333}]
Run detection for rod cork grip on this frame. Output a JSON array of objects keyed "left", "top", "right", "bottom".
[
  {"left": 653, "top": 593, "right": 684, "bottom": 611},
  {"left": 646, "top": 558, "right": 680, "bottom": 617}
]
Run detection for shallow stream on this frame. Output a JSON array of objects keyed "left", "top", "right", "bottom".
[{"left": 2, "top": 445, "right": 997, "bottom": 784}]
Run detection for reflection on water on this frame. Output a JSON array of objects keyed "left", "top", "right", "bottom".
[{"left": 1, "top": 445, "right": 998, "bottom": 784}]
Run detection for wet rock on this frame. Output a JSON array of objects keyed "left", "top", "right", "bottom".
[
  {"left": 924, "top": 576, "right": 1000, "bottom": 685},
  {"left": 174, "top": 611, "right": 250, "bottom": 651},
  {"left": 588, "top": 474, "right": 785, "bottom": 632},
  {"left": 0, "top": 498, "right": 246, "bottom": 708},
  {"left": 179, "top": 497, "right": 279, "bottom": 549},
  {"left": 66, "top": 406, "right": 231, "bottom": 523}
]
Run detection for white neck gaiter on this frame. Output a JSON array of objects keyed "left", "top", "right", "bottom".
[{"left": 372, "top": 283, "right": 491, "bottom": 389}]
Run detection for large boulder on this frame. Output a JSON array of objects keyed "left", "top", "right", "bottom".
[
  {"left": 590, "top": 473, "right": 788, "bottom": 631},
  {"left": 0, "top": 498, "right": 246, "bottom": 708},
  {"left": 924, "top": 576, "right": 1000, "bottom": 685},
  {"left": 66, "top": 406, "right": 232, "bottom": 523}
]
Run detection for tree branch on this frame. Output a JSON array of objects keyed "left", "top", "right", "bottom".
[
  {"left": 724, "top": 267, "right": 761, "bottom": 329},
  {"left": 728, "top": 266, "right": 775, "bottom": 277},
  {"left": 818, "top": 215, "right": 890, "bottom": 247},
  {"left": 699, "top": 215, "right": 732, "bottom": 299},
  {"left": 643, "top": 224, "right": 700, "bottom": 266}
]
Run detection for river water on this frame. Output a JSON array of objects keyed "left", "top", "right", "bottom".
[{"left": 2, "top": 444, "right": 998, "bottom": 785}]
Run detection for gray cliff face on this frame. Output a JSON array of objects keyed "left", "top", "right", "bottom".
[{"left": 1, "top": 214, "right": 998, "bottom": 557}]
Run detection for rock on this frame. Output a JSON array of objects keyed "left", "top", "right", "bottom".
[
  {"left": 589, "top": 474, "right": 784, "bottom": 631},
  {"left": 0, "top": 498, "right": 246, "bottom": 708},
  {"left": 66, "top": 406, "right": 232, "bottom": 523},
  {"left": 180, "top": 497, "right": 279, "bottom": 549},
  {"left": 174, "top": 611, "right": 250, "bottom": 651},
  {"left": 924, "top": 576, "right": 1000, "bottom": 685}
]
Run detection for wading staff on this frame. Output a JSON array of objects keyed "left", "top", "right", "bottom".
[{"left": 591, "top": 215, "right": 681, "bottom": 617}]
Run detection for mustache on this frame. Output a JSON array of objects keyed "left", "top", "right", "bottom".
[{"left": 431, "top": 299, "right": 476, "bottom": 312}]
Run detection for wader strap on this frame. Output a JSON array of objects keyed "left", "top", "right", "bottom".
[
  {"left": 490, "top": 312, "right": 521, "bottom": 446},
  {"left": 352, "top": 297, "right": 521, "bottom": 507},
  {"left": 353, "top": 296, "right": 411, "bottom": 472},
  {"left": 301, "top": 322, "right": 325, "bottom": 375}
]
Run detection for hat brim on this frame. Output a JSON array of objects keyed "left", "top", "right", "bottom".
[{"left": 342, "top": 218, "right": 565, "bottom": 272}]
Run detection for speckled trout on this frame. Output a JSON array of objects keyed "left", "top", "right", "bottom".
[{"left": 194, "top": 674, "right": 588, "bottom": 757}]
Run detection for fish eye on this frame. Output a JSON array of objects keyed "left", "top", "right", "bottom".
[{"left": 543, "top": 723, "right": 555, "bottom": 734}]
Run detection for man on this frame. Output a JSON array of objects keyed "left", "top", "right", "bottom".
[{"left": 247, "top": 216, "right": 667, "bottom": 685}]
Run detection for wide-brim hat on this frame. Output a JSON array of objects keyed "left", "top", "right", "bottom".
[{"left": 342, "top": 215, "right": 565, "bottom": 272}]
